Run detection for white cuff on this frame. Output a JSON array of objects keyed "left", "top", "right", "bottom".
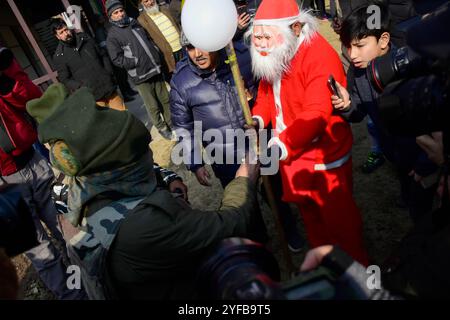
[
  {"left": 252, "top": 115, "right": 265, "bottom": 130},
  {"left": 268, "top": 137, "right": 288, "bottom": 161}
]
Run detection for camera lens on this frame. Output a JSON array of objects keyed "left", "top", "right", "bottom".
[
  {"left": 367, "top": 46, "right": 423, "bottom": 92},
  {"left": 197, "top": 238, "right": 283, "bottom": 299}
]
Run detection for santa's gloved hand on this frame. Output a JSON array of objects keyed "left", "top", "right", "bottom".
[{"left": 260, "top": 142, "right": 282, "bottom": 169}]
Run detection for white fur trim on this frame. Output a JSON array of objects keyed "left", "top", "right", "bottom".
[
  {"left": 253, "top": 15, "right": 300, "bottom": 26},
  {"left": 252, "top": 115, "right": 265, "bottom": 130},
  {"left": 314, "top": 151, "right": 351, "bottom": 171},
  {"left": 268, "top": 137, "right": 288, "bottom": 161},
  {"left": 251, "top": 10, "right": 318, "bottom": 45}
]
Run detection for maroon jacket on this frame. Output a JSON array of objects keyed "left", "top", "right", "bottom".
[{"left": 0, "top": 55, "right": 41, "bottom": 176}]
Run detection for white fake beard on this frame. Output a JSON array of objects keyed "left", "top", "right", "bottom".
[
  {"left": 249, "top": 25, "right": 300, "bottom": 84},
  {"left": 145, "top": 4, "right": 160, "bottom": 15}
]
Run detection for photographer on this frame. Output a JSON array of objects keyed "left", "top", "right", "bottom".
[
  {"left": 300, "top": 245, "right": 400, "bottom": 299},
  {"left": 301, "top": 193, "right": 450, "bottom": 300},
  {"left": 233, "top": 0, "right": 261, "bottom": 40},
  {"left": 300, "top": 127, "right": 449, "bottom": 299}
]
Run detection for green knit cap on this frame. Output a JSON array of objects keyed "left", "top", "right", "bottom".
[
  {"left": 26, "top": 83, "right": 68, "bottom": 124},
  {"left": 27, "top": 85, "right": 151, "bottom": 176}
]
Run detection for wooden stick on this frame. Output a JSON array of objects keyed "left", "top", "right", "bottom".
[{"left": 225, "top": 41, "right": 296, "bottom": 275}]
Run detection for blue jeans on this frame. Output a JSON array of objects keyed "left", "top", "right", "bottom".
[
  {"left": 0, "top": 151, "right": 86, "bottom": 299},
  {"left": 367, "top": 116, "right": 383, "bottom": 154}
]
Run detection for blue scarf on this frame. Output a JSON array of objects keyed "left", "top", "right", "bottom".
[{"left": 110, "top": 15, "right": 132, "bottom": 28}]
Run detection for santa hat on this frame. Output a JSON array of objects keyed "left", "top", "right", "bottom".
[
  {"left": 251, "top": 0, "right": 318, "bottom": 42},
  {"left": 253, "top": 0, "right": 300, "bottom": 26}
]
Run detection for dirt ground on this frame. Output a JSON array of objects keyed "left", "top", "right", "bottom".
[{"left": 12, "top": 16, "right": 412, "bottom": 299}]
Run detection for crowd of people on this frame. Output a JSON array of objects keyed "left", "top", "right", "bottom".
[{"left": 0, "top": 0, "right": 448, "bottom": 300}]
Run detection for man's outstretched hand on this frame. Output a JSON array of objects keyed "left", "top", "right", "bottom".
[
  {"left": 195, "top": 166, "right": 212, "bottom": 186},
  {"left": 300, "top": 245, "right": 334, "bottom": 272},
  {"left": 236, "top": 155, "right": 260, "bottom": 184}
]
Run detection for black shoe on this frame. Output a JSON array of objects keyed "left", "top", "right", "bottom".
[
  {"left": 125, "top": 89, "right": 138, "bottom": 96},
  {"left": 123, "top": 95, "right": 135, "bottom": 102},
  {"left": 361, "top": 151, "right": 385, "bottom": 174}
]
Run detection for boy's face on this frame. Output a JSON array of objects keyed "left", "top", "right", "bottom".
[{"left": 347, "top": 33, "right": 390, "bottom": 69}]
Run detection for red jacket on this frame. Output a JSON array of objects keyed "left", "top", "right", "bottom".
[
  {"left": 0, "top": 59, "right": 41, "bottom": 176},
  {"left": 252, "top": 33, "right": 353, "bottom": 201}
]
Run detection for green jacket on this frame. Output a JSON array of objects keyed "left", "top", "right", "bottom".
[{"left": 108, "top": 176, "right": 258, "bottom": 299}]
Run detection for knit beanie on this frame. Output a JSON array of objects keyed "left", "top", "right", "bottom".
[
  {"left": 105, "top": 0, "right": 124, "bottom": 18},
  {"left": 26, "top": 83, "right": 68, "bottom": 124}
]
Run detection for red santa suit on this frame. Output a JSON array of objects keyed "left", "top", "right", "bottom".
[{"left": 251, "top": 0, "right": 368, "bottom": 265}]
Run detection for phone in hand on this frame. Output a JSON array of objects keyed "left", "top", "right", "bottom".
[
  {"left": 328, "top": 75, "right": 342, "bottom": 100},
  {"left": 237, "top": 5, "right": 248, "bottom": 16}
]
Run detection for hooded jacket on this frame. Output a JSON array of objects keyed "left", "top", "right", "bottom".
[{"left": 0, "top": 49, "right": 40, "bottom": 176}]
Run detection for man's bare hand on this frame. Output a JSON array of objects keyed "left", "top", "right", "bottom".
[
  {"left": 416, "top": 131, "right": 445, "bottom": 166},
  {"left": 237, "top": 13, "right": 251, "bottom": 30},
  {"left": 331, "top": 81, "right": 351, "bottom": 111},
  {"left": 169, "top": 179, "right": 188, "bottom": 201},
  {"left": 300, "top": 245, "right": 334, "bottom": 272},
  {"left": 235, "top": 156, "right": 260, "bottom": 184},
  {"left": 195, "top": 166, "right": 211, "bottom": 186}
]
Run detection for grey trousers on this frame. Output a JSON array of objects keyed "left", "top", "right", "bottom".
[
  {"left": 0, "top": 151, "right": 85, "bottom": 299},
  {"left": 136, "top": 75, "right": 172, "bottom": 132}
]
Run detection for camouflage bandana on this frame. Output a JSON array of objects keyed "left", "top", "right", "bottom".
[{"left": 66, "top": 150, "right": 157, "bottom": 227}]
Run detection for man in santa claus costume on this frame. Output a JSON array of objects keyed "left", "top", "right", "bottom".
[{"left": 248, "top": 0, "right": 368, "bottom": 265}]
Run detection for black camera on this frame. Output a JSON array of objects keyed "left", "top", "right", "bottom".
[
  {"left": 197, "top": 238, "right": 366, "bottom": 300},
  {"left": 0, "top": 184, "right": 38, "bottom": 257},
  {"left": 366, "top": 2, "right": 450, "bottom": 137}
]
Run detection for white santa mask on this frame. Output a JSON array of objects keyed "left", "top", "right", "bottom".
[{"left": 249, "top": 24, "right": 300, "bottom": 84}]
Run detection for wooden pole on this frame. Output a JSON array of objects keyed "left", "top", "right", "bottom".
[{"left": 225, "top": 41, "right": 296, "bottom": 275}]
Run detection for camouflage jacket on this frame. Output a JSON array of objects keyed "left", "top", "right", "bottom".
[
  {"left": 67, "top": 197, "right": 144, "bottom": 299},
  {"left": 109, "top": 176, "right": 259, "bottom": 299}
]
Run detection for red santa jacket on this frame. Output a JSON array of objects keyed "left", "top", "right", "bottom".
[
  {"left": 252, "top": 33, "right": 353, "bottom": 201},
  {"left": 0, "top": 57, "right": 41, "bottom": 176}
]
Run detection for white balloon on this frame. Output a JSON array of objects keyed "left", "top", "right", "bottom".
[{"left": 181, "top": 0, "right": 238, "bottom": 52}]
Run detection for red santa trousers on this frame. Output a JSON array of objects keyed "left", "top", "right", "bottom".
[{"left": 284, "top": 158, "right": 369, "bottom": 266}]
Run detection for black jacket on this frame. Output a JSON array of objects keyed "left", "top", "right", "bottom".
[
  {"left": 106, "top": 18, "right": 162, "bottom": 85},
  {"left": 53, "top": 32, "right": 116, "bottom": 100}
]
